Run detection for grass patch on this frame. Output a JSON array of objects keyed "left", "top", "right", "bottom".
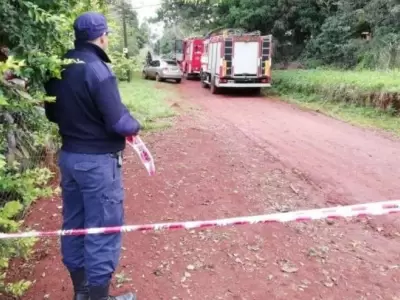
[
  {"left": 275, "top": 91, "right": 400, "bottom": 135},
  {"left": 273, "top": 69, "right": 400, "bottom": 112},
  {"left": 270, "top": 69, "right": 400, "bottom": 135},
  {"left": 119, "top": 75, "right": 176, "bottom": 130}
]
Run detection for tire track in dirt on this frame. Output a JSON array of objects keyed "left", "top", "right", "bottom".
[
  {"left": 180, "top": 80, "right": 400, "bottom": 234},
  {"left": 8, "top": 81, "right": 400, "bottom": 300}
]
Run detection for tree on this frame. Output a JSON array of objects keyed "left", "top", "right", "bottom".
[
  {"left": 108, "top": 0, "right": 142, "bottom": 55},
  {"left": 153, "top": 0, "right": 213, "bottom": 32},
  {"left": 138, "top": 22, "right": 151, "bottom": 49},
  {"left": 154, "top": 0, "right": 399, "bottom": 69},
  {"left": 154, "top": 40, "right": 161, "bottom": 55},
  {"left": 154, "top": 0, "right": 336, "bottom": 63},
  {"left": 304, "top": 0, "right": 400, "bottom": 68}
]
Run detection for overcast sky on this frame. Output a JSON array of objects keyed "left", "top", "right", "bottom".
[{"left": 131, "top": 0, "right": 164, "bottom": 38}]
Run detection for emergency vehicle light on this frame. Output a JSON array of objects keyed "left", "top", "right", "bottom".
[{"left": 219, "top": 78, "right": 228, "bottom": 84}]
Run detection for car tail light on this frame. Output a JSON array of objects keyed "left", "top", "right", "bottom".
[
  {"left": 219, "top": 78, "right": 228, "bottom": 84},
  {"left": 261, "top": 77, "right": 270, "bottom": 83}
]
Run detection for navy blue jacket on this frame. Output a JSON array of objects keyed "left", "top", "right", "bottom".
[{"left": 44, "top": 42, "right": 140, "bottom": 154}]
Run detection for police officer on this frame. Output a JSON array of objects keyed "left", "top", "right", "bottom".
[{"left": 44, "top": 12, "right": 139, "bottom": 300}]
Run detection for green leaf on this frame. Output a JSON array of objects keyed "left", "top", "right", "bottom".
[
  {"left": 0, "top": 201, "right": 23, "bottom": 219},
  {"left": 0, "top": 155, "right": 6, "bottom": 170},
  {"left": 0, "top": 94, "right": 8, "bottom": 106}
]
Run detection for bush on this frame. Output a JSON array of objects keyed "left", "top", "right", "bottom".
[
  {"left": 0, "top": 2, "right": 77, "bottom": 295},
  {"left": 302, "top": 0, "right": 400, "bottom": 70},
  {"left": 0, "top": 0, "right": 144, "bottom": 297},
  {"left": 0, "top": 0, "right": 148, "bottom": 296}
]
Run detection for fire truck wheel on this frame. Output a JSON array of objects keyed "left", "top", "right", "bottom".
[
  {"left": 210, "top": 77, "right": 219, "bottom": 95},
  {"left": 200, "top": 73, "right": 208, "bottom": 88}
]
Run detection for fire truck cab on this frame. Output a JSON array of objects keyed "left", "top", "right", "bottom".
[
  {"left": 175, "top": 37, "right": 204, "bottom": 79},
  {"left": 200, "top": 28, "right": 272, "bottom": 94}
]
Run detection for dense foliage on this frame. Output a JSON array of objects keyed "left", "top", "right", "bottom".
[
  {"left": 152, "top": 20, "right": 203, "bottom": 57},
  {"left": 0, "top": 0, "right": 148, "bottom": 297},
  {"left": 154, "top": 0, "right": 400, "bottom": 69}
]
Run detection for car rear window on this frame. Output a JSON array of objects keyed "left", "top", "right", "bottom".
[{"left": 164, "top": 60, "right": 178, "bottom": 66}]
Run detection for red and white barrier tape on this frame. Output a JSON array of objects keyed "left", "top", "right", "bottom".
[
  {"left": 126, "top": 136, "right": 155, "bottom": 176},
  {"left": 1, "top": 200, "right": 399, "bottom": 239}
]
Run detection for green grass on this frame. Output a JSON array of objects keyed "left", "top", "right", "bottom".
[
  {"left": 274, "top": 69, "right": 400, "bottom": 92},
  {"left": 275, "top": 92, "right": 400, "bottom": 135},
  {"left": 119, "top": 75, "right": 176, "bottom": 130},
  {"left": 273, "top": 69, "right": 400, "bottom": 111},
  {"left": 270, "top": 69, "right": 400, "bottom": 135}
]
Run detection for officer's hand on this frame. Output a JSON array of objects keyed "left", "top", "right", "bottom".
[{"left": 126, "top": 136, "right": 136, "bottom": 143}]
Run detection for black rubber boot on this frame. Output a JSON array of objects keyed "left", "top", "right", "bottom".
[
  {"left": 89, "top": 284, "right": 136, "bottom": 300},
  {"left": 70, "top": 269, "right": 89, "bottom": 300}
]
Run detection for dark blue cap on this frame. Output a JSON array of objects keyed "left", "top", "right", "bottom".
[{"left": 74, "top": 12, "right": 110, "bottom": 42}]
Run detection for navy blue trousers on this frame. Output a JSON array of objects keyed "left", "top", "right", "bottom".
[{"left": 58, "top": 150, "right": 124, "bottom": 286}]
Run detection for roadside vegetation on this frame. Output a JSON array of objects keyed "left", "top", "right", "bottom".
[
  {"left": 0, "top": 1, "right": 161, "bottom": 298},
  {"left": 121, "top": 76, "right": 176, "bottom": 131},
  {"left": 273, "top": 70, "right": 400, "bottom": 107},
  {"left": 271, "top": 69, "right": 400, "bottom": 135}
]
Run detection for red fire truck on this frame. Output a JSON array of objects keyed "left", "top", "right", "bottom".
[
  {"left": 175, "top": 37, "right": 204, "bottom": 79},
  {"left": 200, "top": 28, "right": 272, "bottom": 94}
]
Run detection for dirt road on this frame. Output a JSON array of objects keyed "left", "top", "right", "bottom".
[
  {"left": 180, "top": 81, "right": 400, "bottom": 232},
  {"left": 13, "top": 80, "right": 400, "bottom": 300}
]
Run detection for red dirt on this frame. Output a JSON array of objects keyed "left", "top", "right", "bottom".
[{"left": 7, "top": 80, "right": 400, "bottom": 300}]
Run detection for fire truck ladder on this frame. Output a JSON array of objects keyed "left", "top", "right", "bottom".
[
  {"left": 223, "top": 38, "right": 233, "bottom": 77},
  {"left": 261, "top": 35, "right": 272, "bottom": 78}
]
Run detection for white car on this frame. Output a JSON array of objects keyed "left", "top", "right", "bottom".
[{"left": 142, "top": 59, "right": 183, "bottom": 83}]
